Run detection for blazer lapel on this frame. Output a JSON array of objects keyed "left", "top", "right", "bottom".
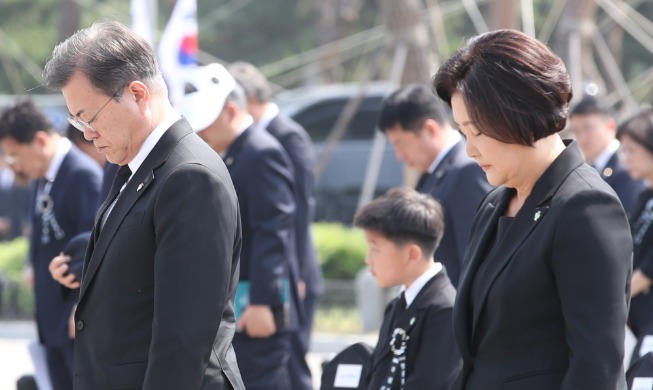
[
  {"left": 453, "top": 188, "right": 509, "bottom": 361},
  {"left": 79, "top": 119, "right": 193, "bottom": 300},
  {"left": 417, "top": 141, "right": 463, "bottom": 194}
]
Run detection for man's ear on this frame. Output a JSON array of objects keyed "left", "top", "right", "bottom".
[
  {"left": 127, "top": 81, "right": 150, "bottom": 110},
  {"left": 422, "top": 118, "right": 441, "bottom": 138}
]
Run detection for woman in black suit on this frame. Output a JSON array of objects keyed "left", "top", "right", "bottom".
[
  {"left": 617, "top": 109, "right": 653, "bottom": 363},
  {"left": 433, "top": 29, "right": 632, "bottom": 390}
]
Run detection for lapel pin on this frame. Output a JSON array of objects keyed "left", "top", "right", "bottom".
[
  {"left": 410, "top": 317, "right": 415, "bottom": 326},
  {"left": 534, "top": 210, "right": 541, "bottom": 221},
  {"left": 225, "top": 156, "right": 234, "bottom": 166},
  {"left": 137, "top": 183, "right": 144, "bottom": 192}
]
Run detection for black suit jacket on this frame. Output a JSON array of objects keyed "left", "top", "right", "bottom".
[
  {"left": 223, "top": 125, "right": 302, "bottom": 328},
  {"left": 416, "top": 141, "right": 492, "bottom": 287},
  {"left": 599, "top": 150, "right": 645, "bottom": 216},
  {"left": 74, "top": 119, "right": 244, "bottom": 390},
  {"left": 266, "top": 113, "right": 323, "bottom": 296},
  {"left": 367, "top": 269, "right": 462, "bottom": 390},
  {"left": 29, "top": 145, "right": 101, "bottom": 347},
  {"left": 454, "top": 141, "right": 632, "bottom": 390}
]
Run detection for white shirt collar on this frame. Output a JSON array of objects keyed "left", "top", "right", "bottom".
[
  {"left": 258, "top": 103, "right": 279, "bottom": 129},
  {"left": 427, "top": 130, "right": 461, "bottom": 174},
  {"left": 402, "top": 262, "right": 442, "bottom": 308},
  {"left": 128, "top": 110, "right": 182, "bottom": 178},
  {"left": 592, "top": 139, "right": 620, "bottom": 171},
  {"left": 45, "top": 137, "right": 72, "bottom": 183}
]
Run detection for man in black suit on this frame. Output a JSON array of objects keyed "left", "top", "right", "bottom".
[
  {"left": 569, "top": 95, "right": 644, "bottom": 216},
  {"left": 378, "top": 84, "right": 491, "bottom": 287},
  {"left": 44, "top": 21, "right": 244, "bottom": 389},
  {"left": 229, "top": 61, "right": 322, "bottom": 390},
  {"left": 0, "top": 99, "right": 102, "bottom": 390},
  {"left": 178, "top": 63, "right": 300, "bottom": 390}
]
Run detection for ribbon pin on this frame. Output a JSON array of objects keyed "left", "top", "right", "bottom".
[
  {"left": 534, "top": 210, "right": 541, "bottom": 221},
  {"left": 137, "top": 183, "right": 144, "bottom": 192}
]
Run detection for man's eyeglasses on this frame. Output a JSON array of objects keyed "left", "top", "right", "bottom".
[{"left": 68, "top": 90, "right": 120, "bottom": 133}]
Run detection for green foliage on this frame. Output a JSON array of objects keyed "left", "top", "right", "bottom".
[
  {"left": 313, "top": 222, "right": 367, "bottom": 280},
  {"left": 0, "top": 237, "right": 33, "bottom": 318},
  {"left": 0, "top": 236, "right": 28, "bottom": 279}
]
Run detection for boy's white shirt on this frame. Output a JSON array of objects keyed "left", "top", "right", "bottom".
[{"left": 401, "top": 262, "right": 442, "bottom": 308}]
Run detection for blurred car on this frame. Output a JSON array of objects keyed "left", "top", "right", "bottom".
[{"left": 276, "top": 82, "right": 403, "bottom": 224}]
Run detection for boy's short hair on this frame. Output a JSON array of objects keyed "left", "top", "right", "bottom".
[{"left": 354, "top": 187, "right": 445, "bottom": 259}]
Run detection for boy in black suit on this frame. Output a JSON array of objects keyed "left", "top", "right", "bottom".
[{"left": 354, "top": 188, "right": 461, "bottom": 390}]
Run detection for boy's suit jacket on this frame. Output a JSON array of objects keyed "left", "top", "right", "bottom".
[
  {"left": 453, "top": 141, "right": 632, "bottom": 390},
  {"left": 367, "top": 269, "right": 462, "bottom": 390},
  {"left": 29, "top": 145, "right": 101, "bottom": 347},
  {"left": 74, "top": 119, "right": 244, "bottom": 390},
  {"left": 416, "top": 141, "right": 491, "bottom": 287}
]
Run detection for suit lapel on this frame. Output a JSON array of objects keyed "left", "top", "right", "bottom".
[
  {"left": 79, "top": 119, "right": 193, "bottom": 300},
  {"left": 417, "top": 141, "right": 463, "bottom": 194}
]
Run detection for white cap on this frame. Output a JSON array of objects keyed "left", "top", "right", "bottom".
[{"left": 176, "top": 63, "right": 236, "bottom": 132}]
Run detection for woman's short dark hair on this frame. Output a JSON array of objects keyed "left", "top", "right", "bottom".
[
  {"left": 433, "top": 29, "right": 572, "bottom": 146},
  {"left": 43, "top": 20, "right": 164, "bottom": 97},
  {"left": 354, "top": 187, "right": 445, "bottom": 259},
  {"left": 616, "top": 108, "right": 653, "bottom": 155}
]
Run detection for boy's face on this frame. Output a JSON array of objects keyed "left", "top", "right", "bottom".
[{"left": 363, "top": 230, "right": 409, "bottom": 288}]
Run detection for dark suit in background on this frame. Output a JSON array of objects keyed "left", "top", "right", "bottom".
[
  {"left": 0, "top": 168, "right": 30, "bottom": 240},
  {"left": 416, "top": 140, "right": 491, "bottom": 287},
  {"left": 75, "top": 120, "right": 244, "bottom": 389},
  {"left": 266, "top": 111, "right": 323, "bottom": 390},
  {"left": 225, "top": 125, "right": 302, "bottom": 390},
  {"left": 597, "top": 151, "right": 644, "bottom": 216},
  {"left": 454, "top": 142, "right": 632, "bottom": 390},
  {"left": 367, "top": 269, "right": 461, "bottom": 390},
  {"left": 30, "top": 145, "right": 101, "bottom": 389}
]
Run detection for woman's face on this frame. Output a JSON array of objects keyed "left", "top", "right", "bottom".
[
  {"left": 451, "top": 92, "right": 526, "bottom": 188},
  {"left": 620, "top": 135, "right": 653, "bottom": 183}
]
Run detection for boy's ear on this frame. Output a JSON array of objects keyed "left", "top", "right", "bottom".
[{"left": 407, "top": 243, "right": 423, "bottom": 264}]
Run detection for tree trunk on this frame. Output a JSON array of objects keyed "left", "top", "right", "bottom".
[
  {"left": 488, "top": 0, "right": 519, "bottom": 30},
  {"left": 57, "top": 0, "right": 81, "bottom": 43},
  {"left": 377, "top": 0, "right": 433, "bottom": 85}
]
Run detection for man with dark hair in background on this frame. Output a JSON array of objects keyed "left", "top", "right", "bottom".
[
  {"left": 569, "top": 95, "right": 645, "bottom": 215},
  {"left": 0, "top": 99, "right": 102, "bottom": 390},
  {"left": 229, "top": 61, "right": 322, "bottom": 390},
  {"left": 378, "top": 84, "right": 491, "bottom": 287}
]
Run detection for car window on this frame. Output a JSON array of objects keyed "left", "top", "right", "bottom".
[{"left": 293, "top": 96, "right": 384, "bottom": 142}]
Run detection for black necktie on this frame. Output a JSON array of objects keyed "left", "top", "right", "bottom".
[
  {"left": 415, "top": 173, "right": 429, "bottom": 192},
  {"left": 99, "top": 165, "right": 131, "bottom": 229},
  {"left": 392, "top": 291, "right": 407, "bottom": 328}
]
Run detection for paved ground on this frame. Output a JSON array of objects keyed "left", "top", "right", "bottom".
[{"left": 0, "top": 320, "right": 378, "bottom": 390}]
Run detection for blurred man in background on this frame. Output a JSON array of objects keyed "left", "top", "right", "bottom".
[
  {"left": 178, "top": 63, "right": 301, "bottom": 390},
  {"left": 0, "top": 99, "right": 102, "bottom": 390},
  {"left": 378, "top": 84, "right": 491, "bottom": 287},
  {"left": 229, "top": 61, "right": 322, "bottom": 390},
  {"left": 569, "top": 95, "right": 644, "bottom": 216}
]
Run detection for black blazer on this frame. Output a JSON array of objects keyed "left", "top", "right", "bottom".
[
  {"left": 367, "top": 269, "right": 462, "bottom": 390},
  {"left": 599, "top": 150, "right": 645, "bottom": 217},
  {"left": 627, "top": 188, "right": 653, "bottom": 338},
  {"left": 266, "top": 113, "right": 323, "bottom": 296},
  {"left": 223, "top": 125, "right": 303, "bottom": 328},
  {"left": 454, "top": 141, "right": 632, "bottom": 390},
  {"left": 29, "top": 145, "right": 101, "bottom": 347},
  {"left": 74, "top": 119, "right": 244, "bottom": 390},
  {"left": 416, "top": 140, "right": 492, "bottom": 287}
]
